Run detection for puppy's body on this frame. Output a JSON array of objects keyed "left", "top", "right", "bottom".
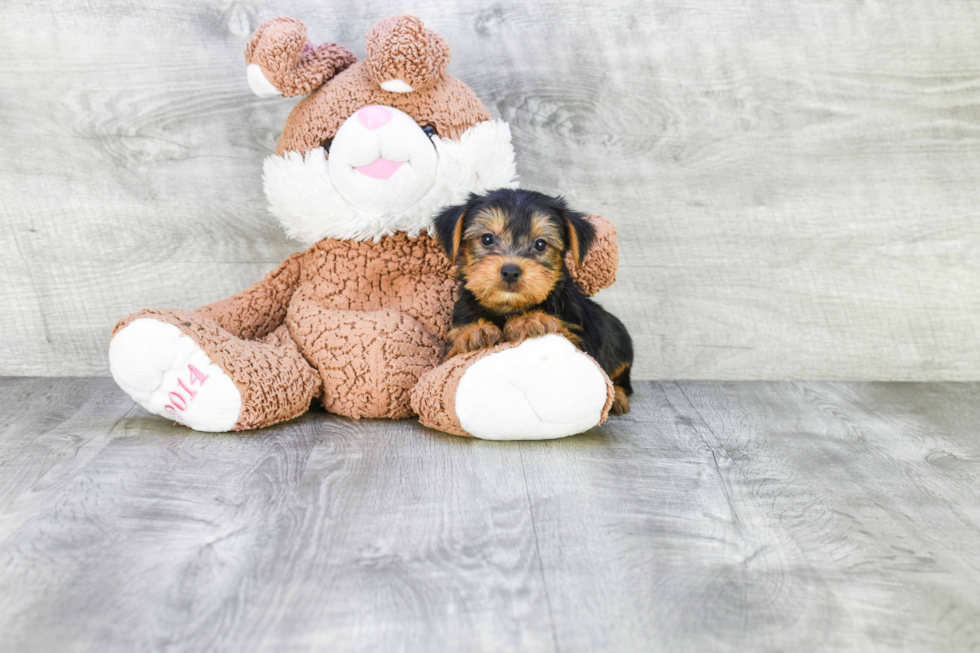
[{"left": 434, "top": 189, "right": 633, "bottom": 415}]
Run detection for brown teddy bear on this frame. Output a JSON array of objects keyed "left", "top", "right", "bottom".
[{"left": 108, "top": 15, "right": 620, "bottom": 440}]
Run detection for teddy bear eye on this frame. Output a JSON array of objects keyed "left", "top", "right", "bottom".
[
  {"left": 481, "top": 233, "right": 494, "bottom": 247},
  {"left": 533, "top": 239, "right": 548, "bottom": 252},
  {"left": 422, "top": 124, "right": 438, "bottom": 139}
]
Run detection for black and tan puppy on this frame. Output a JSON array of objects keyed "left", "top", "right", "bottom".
[{"left": 434, "top": 188, "right": 634, "bottom": 415}]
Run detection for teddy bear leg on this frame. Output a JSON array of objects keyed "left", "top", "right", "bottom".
[
  {"left": 411, "top": 334, "right": 615, "bottom": 440},
  {"left": 285, "top": 303, "right": 443, "bottom": 419},
  {"left": 110, "top": 310, "right": 320, "bottom": 432}
]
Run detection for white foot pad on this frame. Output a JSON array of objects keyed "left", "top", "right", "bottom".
[
  {"left": 109, "top": 319, "right": 242, "bottom": 432},
  {"left": 454, "top": 334, "right": 609, "bottom": 440}
]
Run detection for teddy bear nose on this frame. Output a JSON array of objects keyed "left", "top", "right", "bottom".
[
  {"left": 357, "top": 105, "right": 392, "bottom": 130},
  {"left": 500, "top": 264, "right": 523, "bottom": 283}
]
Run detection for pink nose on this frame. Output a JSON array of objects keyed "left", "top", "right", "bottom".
[{"left": 357, "top": 105, "right": 392, "bottom": 130}]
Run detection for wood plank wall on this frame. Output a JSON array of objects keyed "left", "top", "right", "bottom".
[{"left": 2, "top": 1, "right": 979, "bottom": 379}]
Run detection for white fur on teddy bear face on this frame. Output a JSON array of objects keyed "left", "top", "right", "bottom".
[
  {"left": 455, "top": 334, "right": 610, "bottom": 440},
  {"left": 109, "top": 319, "right": 242, "bottom": 432},
  {"left": 263, "top": 118, "right": 518, "bottom": 244},
  {"left": 327, "top": 106, "right": 439, "bottom": 216}
]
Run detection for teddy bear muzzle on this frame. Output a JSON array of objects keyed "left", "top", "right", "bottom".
[{"left": 326, "top": 105, "right": 439, "bottom": 214}]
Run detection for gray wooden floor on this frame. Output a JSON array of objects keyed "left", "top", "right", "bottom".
[{"left": 1, "top": 378, "right": 979, "bottom": 652}]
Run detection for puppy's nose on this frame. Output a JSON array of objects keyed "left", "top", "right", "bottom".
[
  {"left": 357, "top": 105, "right": 392, "bottom": 130},
  {"left": 500, "top": 264, "right": 523, "bottom": 283}
]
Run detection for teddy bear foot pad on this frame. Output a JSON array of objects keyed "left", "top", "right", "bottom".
[
  {"left": 455, "top": 334, "right": 610, "bottom": 440},
  {"left": 109, "top": 319, "right": 242, "bottom": 432}
]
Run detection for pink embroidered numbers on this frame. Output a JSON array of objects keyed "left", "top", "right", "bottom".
[{"left": 164, "top": 364, "right": 210, "bottom": 419}]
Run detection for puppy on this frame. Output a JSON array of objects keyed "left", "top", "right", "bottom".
[{"left": 433, "top": 188, "right": 634, "bottom": 415}]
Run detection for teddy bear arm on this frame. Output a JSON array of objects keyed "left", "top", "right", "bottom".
[
  {"left": 565, "top": 214, "right": 619, "bottom": 296},
  {"left": 411, "top": 336, "right": 615, "bottom": 439},
  {"left": 194, "top": 251, "right": 304, "bottom": 341}
]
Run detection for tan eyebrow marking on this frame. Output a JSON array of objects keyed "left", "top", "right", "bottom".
[
  {"left": 464, "top": 207, "right": 510, "bottom": 246},
  {"left": 530, "top": 212, "right": 562, "bottom": 245}
]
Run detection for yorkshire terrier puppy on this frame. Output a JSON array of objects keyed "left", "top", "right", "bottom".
[{"left": 434, "top": 188, "right": 634, "bottom": 415}]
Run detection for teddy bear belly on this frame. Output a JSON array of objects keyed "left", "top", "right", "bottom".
[
  {"left": 283, "top": 298, "right": 447, "bottom": 419},
  {"left": 290, "top": 274, "right": 457, "bottom": 341},
  {"left": 294, "top": 233, "right": 459, "bottom": 339}
]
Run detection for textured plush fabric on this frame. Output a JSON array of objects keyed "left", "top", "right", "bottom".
[
  {"left": 113, "top": 217, "right": 617, "bottom": 430},
  {"left": 364, "top": 16, "right": 450, "bottom": 92},
  {"left": 410, "top": 340, "right": 521, "bottom": 437},
  {"left": 113, "top": 310, "right": 320, "bottom": 431},
  {"left": 276, "top": 64, "right": 491, "bottom": 155},
  {"left": 566, "top": 215, "right": 619, "bottom": 296},
  {"left": 282, "top": 234, "right": 453, "bottom": 419},
  {"left": 110, "top": 15, "right": 622, "bottom": 436},
  {"left": 288, "top": 234, "right": 456, "bottom": 334},
  {"left": 411, "top": 335, "right": 617, "bottom": 439},
  {"left": 244, "top": 17, "right": 357, "bottom": 98},
  {"left": 246, "top": 14, "right": 489, "bottom": 154},
  {"left": 449, "top": 336, "right": 616, "bottom": 440},
  {"left": 263, "top": 120, "right": 518, "bottom": 244},
  {"left": 195, "top": 251, "right": 305, "bottom": 340}
]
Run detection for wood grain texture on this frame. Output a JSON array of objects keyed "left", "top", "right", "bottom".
[
  {"left": 2, "top": 1, "right": 980, "bottom": 379},
  {"left": 1, "top": 378, "right": 980, "bottom": 651}
]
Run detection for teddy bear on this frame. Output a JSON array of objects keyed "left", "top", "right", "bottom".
[{"left": 108, "top": 14, "right": 621, "bottom": 440}]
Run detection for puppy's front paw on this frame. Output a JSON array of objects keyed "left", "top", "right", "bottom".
[
  {"left": 610, "top": 385, "right": 631, "bottom": 416},
  {"left": 445, "top": 320, "right": 504, "bottom": 359},
  {"left": 504, "top": 311, "right": 583, "bottom": 348}
]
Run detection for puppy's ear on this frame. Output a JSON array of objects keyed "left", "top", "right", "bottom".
[
  {"left": 552, "top": 197, "right": 596, "bottom": 266},
  {"left": 433, "top": 203, "right": 468, "bottom": 264}
]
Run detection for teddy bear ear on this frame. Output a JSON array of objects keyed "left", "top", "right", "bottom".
[
  {"left": 364, "top": 15, "right": 451, "bottom": 94},
  {"left": 245, "top": 17, "right": 357, "bottom": 98}
]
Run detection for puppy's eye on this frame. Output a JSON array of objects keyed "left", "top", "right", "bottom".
[
  {"left": 533, "top": 239, "right": 548, "bottom": 252},
  {"left": 422, "top": 124, "right": 438, "bottom": 140},
  {"left": 481, "top": 233, "right": 495, "bottom": 247}
]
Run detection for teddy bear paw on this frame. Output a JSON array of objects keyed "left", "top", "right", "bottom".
[
  {"left": 109, "top": 319, "right": 242, "bottom": 432},
  {"left": 454, "top": 334, "right": 609, "bottom": 440}
]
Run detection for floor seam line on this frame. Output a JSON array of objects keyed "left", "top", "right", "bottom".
[
  {"left": 519, "top": 443, "right": 561, "bottom": 653},
  {"left": 670, "top": 381, "right": 828, "bottom": 570},
  {"left": 664, "top": 381, "right": 747, "bottom": 535}
]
